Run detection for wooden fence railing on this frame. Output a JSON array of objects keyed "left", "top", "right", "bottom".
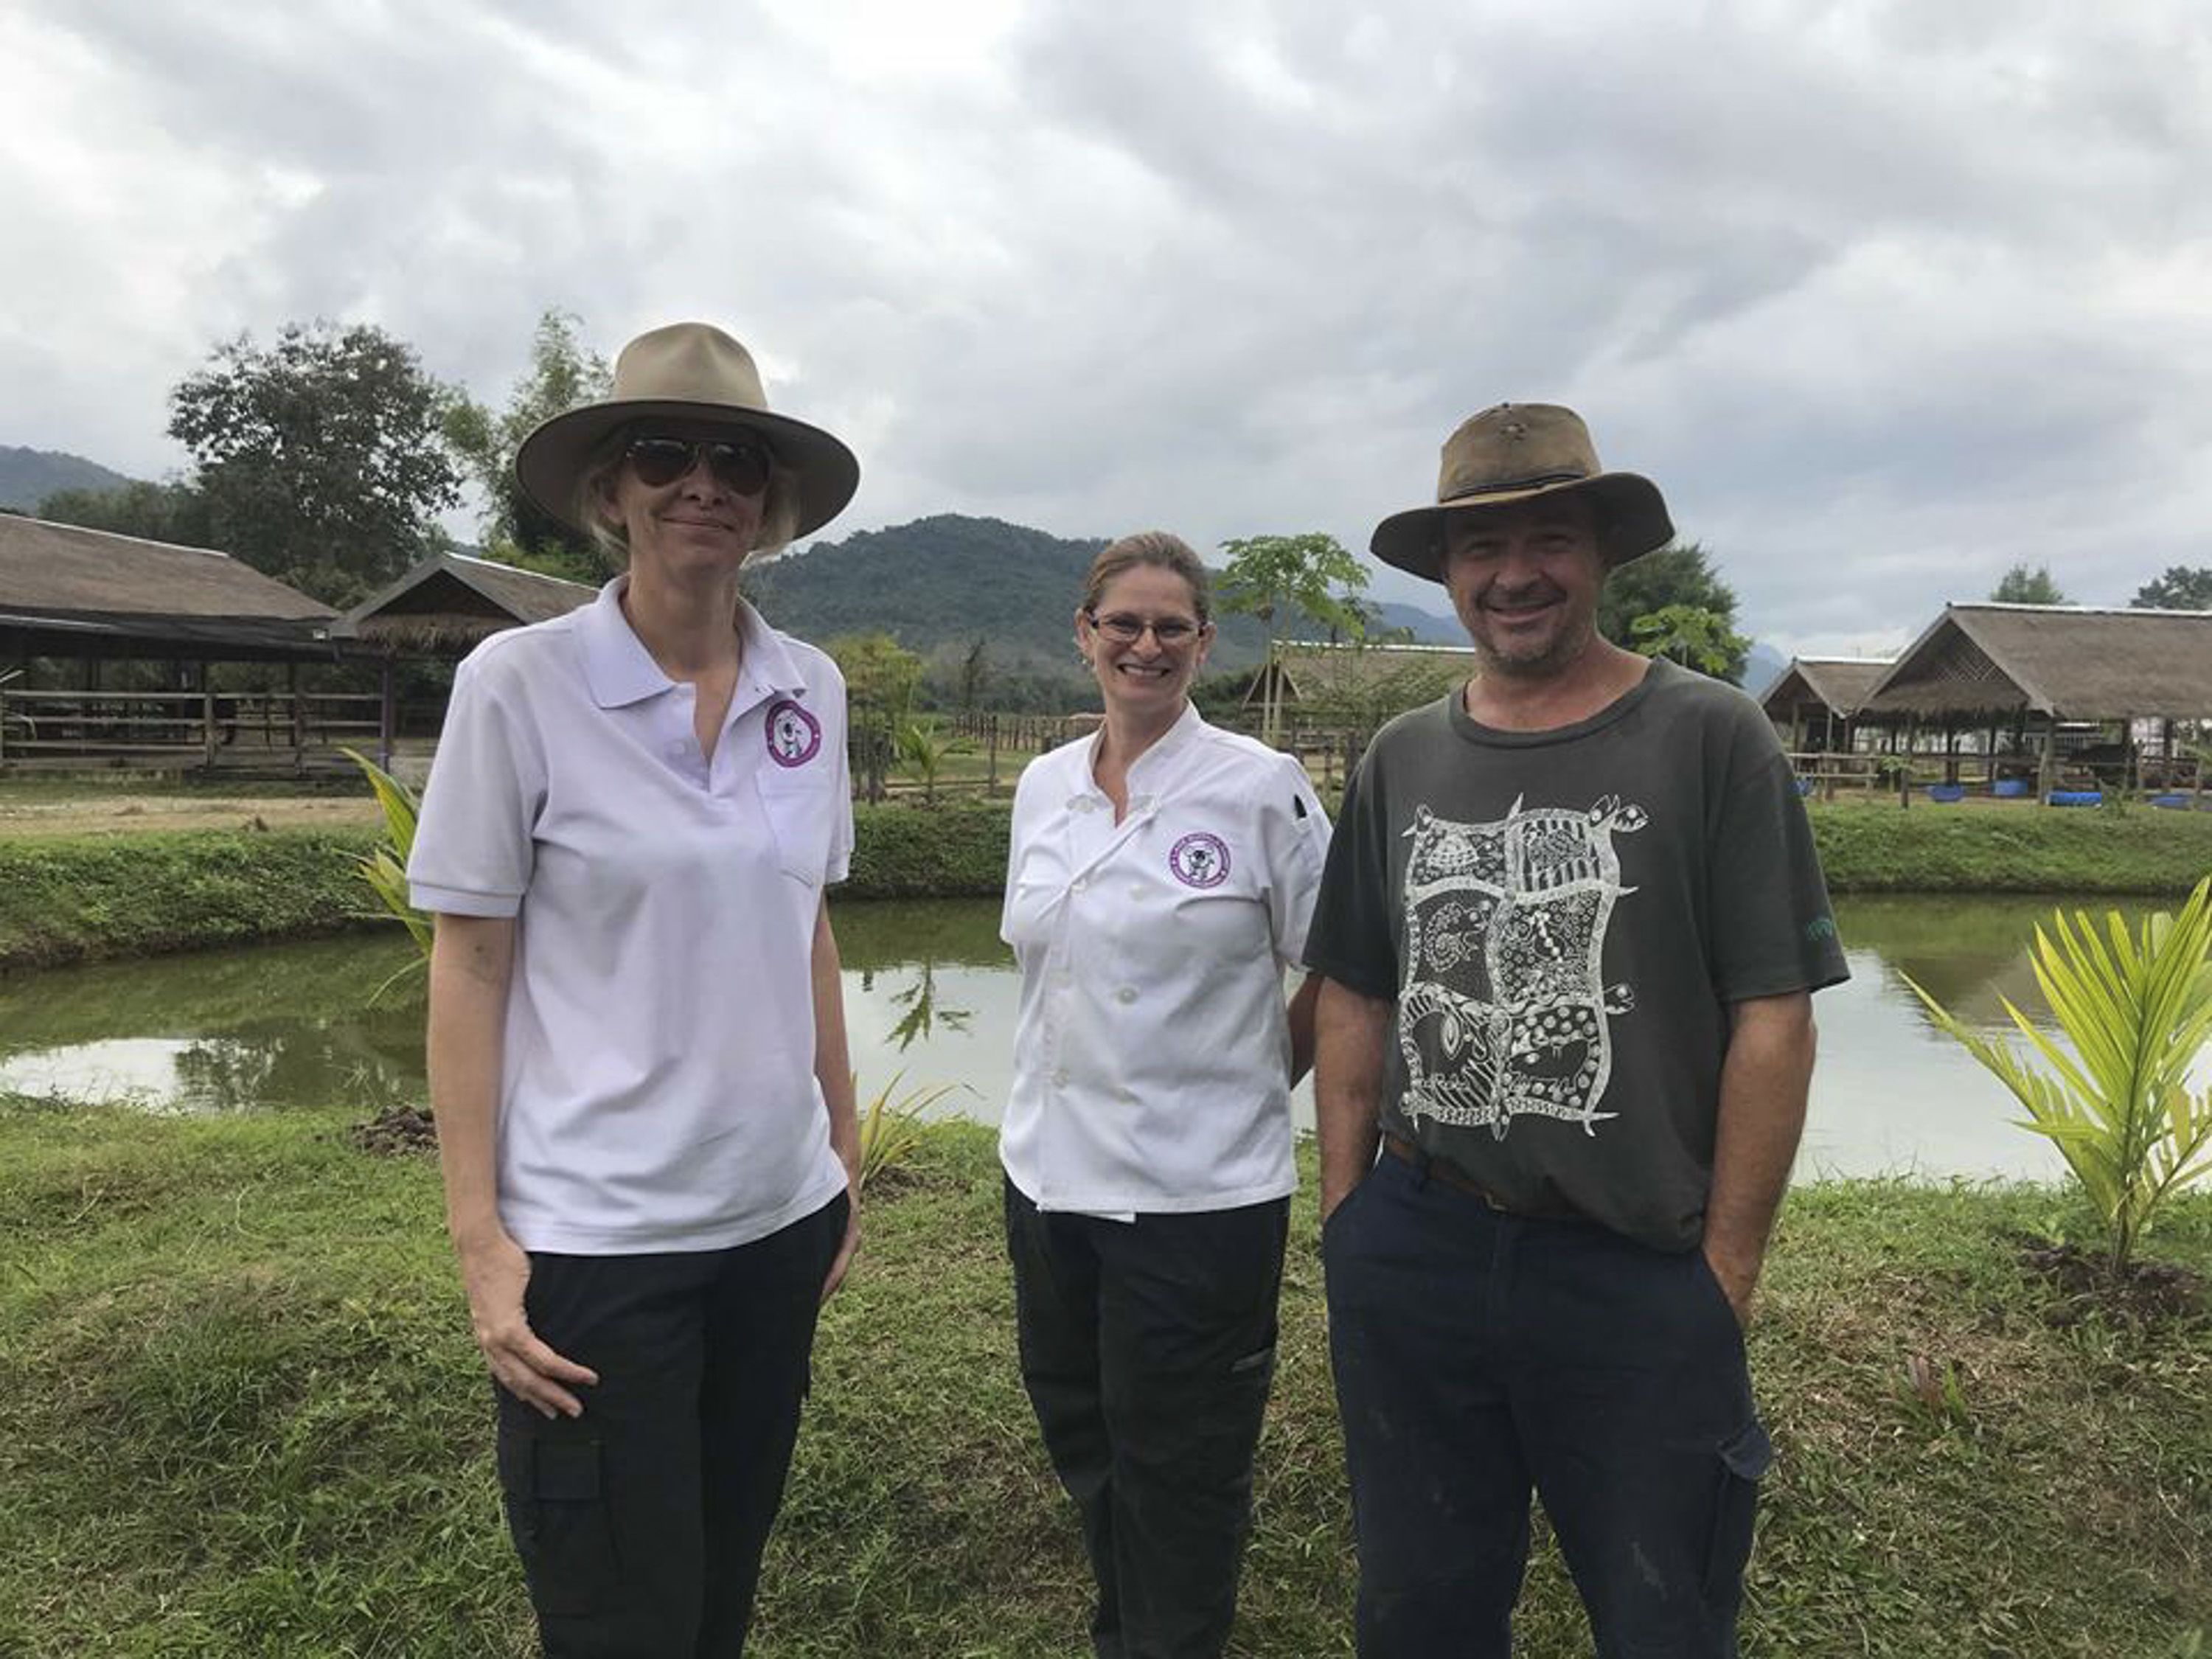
[{"left": 0, "top": 689, "right": 383, "bottom": 773}]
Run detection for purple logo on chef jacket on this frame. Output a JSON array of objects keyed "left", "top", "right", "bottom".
[
  {"left": 1169, "top": 832, "right": 1231, "bottom": 889},
  {"left": 765, "top": 698, "right": 822, "bottom": 767}
]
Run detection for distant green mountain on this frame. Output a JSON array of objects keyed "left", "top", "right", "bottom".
[
  {"left": 0, "top": 447, "right": 136, "bottom": 512},
  {"left": 746, "top": 513, "right": 1297, "bottom": 672}
]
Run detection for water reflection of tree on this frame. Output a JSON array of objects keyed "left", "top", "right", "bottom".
[
  {"left": 1839, "top": 894, "right": 2152, "bottom": 1033},
  {"left": 887, "top": 959, "right": 973, "bottom": 1052},
  {"left": 169, "top": 1023, "right": 422, "bottom": 1114},
  {"left": 172, "top": 1039, "right": 283, "bottom": 1113}
]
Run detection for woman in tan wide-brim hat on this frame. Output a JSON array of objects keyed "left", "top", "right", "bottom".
[{"left": 408, "top": 321, "right": 862, "bottom": 1656}]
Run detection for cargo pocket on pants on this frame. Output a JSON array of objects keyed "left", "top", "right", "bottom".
[
  {"left": 497, "top": 1431, "right": 623, "bottom": 1618},
  {"left": 1703, "top": 1415, "right": 1773, "bottom": 1603}
]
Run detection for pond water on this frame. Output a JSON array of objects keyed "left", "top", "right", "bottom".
[{"left": 0, "top": 894, "right": 2194, "bottom": 1183}]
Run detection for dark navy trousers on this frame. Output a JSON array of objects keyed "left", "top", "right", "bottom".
[
  {"left": 1005, "top": 1179, "right": 1290, "bottom": 1659},
  {"left": 1323, "top": 1150, "right": 1771, "bottom": 1658}
]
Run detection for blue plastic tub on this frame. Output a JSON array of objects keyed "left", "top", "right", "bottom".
[
  {"left": 1925, "top": 783, "right": 1966, "bottom": 804},
  {"left": 1991, "top": 778, "right": 2031, "bottom": 799},
  {"left": 2048, "top": 790, "right": 2102, "bottom": 807}
]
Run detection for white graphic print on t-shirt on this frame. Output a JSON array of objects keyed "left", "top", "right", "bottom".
[{"left": 1398, "top": 795, "right": 1645, "bottom": 1139}]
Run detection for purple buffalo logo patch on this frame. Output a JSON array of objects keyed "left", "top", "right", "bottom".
[
  {"left": 765, "top": 698, "right": 822, "bottom": 768},
  {"left": 1169, "top": 831, "right": 1231, "bottom": 889}
]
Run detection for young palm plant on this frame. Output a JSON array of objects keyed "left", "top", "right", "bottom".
[
  {"left": 340, "top": 748, "right": 434, "bottom": 1000},
  {"left": 855, "top": 1071, "right": 965, "bottom": 1192},
  {"left": 1904, "top": 875, "right": 2212, "bottom": 1276}
]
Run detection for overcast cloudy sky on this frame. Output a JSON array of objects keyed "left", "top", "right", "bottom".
[{"left": 5, "top": 1, "right": 2209, "bottom": 657}]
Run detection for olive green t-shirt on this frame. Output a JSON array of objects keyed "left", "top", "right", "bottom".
[{"left": 1304, "top": 658, "right": 1849, "bottom": 1253}]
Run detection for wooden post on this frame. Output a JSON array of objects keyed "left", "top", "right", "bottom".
[
  {"left": 287, "top": 663, "right": 305, "bottom": 772},
  {"left": 202, "top": 688, "right": 218, "bottom": 770},
  {"left": 378, "top": 658, "right": 397, "bottom": 771},
  {"left": 986, "top": 714, "right": 999, "bottom": 796},
  {"left": 2038, "top": 720, "right": 2056, "bottom": 802}
]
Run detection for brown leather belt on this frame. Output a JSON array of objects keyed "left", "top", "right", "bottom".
[{"left": 1381, "top": 1133, "right": 1565, "bottom": 1219}]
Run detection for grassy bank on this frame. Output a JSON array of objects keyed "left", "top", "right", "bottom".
[
  {"left": 3, "top": 793, "right": 2207, "bottom": 973},
  {"left": 2, "top": 1103, "right": 2205, "bottom": 1657},
  {"left": 1809, "top": 797, "right": 2212, "bottom": 894},
  {"left": 0, "top": 803, "right": 1010, "bottom": 973}
]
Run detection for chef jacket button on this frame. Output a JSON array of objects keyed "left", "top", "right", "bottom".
[
  {"left": 1129, "top": 886, "right": 1144, "bottom": 900},
  {"left": 1115, "top": 987, "right": 1137, "bottom": 1005},
  {"left": 1073, "top": 877, "right": 1089, "bottom": 893}
]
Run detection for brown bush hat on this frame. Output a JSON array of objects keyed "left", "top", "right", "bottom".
[
  {"left": 515, "top": 322, "right": 860, "bottom": 539},
  {"left": 1370, "top": 403, "right": 1673, "bottom": 581}
]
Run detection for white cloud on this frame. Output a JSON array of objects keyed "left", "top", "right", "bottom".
[{"left": 4, "top": 0, "right": 2209, "bottom": 649}]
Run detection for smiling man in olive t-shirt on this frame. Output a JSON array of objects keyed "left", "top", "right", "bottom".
[{"left": 1304, "top": 403, "right": 1850, "bottom": 1659}]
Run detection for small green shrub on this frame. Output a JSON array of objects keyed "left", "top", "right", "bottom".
[{"left": 1905, "top": 876, "right": 2212, "bottom": 1273}]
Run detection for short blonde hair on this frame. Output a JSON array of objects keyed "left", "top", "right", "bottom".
[
  {"left": 1081, "top": 530, "right": 1212, "bottom": 622},
  {"left": 571, "top": 425, "right": 804, "bottom": 567}
]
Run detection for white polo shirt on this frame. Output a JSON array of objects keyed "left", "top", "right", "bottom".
[
  {"left": 1001, "top": 703, "right": 1330, "bottom": 1215},
  {"left": 408, "top": 576, "right": 852, "bottom": 1255}
]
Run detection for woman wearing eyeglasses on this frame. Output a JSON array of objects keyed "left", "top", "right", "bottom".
[
  {"left": 408, "top": 322, "right": 862, "bottom": 1657},
  {"left": 1001, "top": 531, "right": 1331, "bottom": 1658}
]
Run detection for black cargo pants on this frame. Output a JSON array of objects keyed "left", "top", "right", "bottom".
[
  {"left": 1004, "top": 1178, "right": 1289, "bottom": 1659},
  {"left": 493, "top": 1191, "right": 848, "bottom": 1658}
]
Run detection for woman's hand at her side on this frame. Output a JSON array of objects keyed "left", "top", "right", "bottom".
[{"left": 456, "top": 1226, "right": 599, "bottom": 1419}]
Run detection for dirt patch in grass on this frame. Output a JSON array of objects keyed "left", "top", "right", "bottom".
[
  {"left": 347, "top": 1105, "right": 438, "bottom": 1157},
  {"left": 0, "top": 794, "right": 383, "bottom": 839},
  {"left": 2014, "top": 1234, "right": 2208, "bottom": 1324}
]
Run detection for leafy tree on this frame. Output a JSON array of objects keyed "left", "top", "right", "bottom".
[
  {"left": 956, "top": 638, "right": 992, "bottom": 714},
  {"left": 167, "top": 321, "right": 462, "bottom": 605},
  {"left": 444, "top": 308, "right": 611, "bottom": 582},
  {"left": 830, "top": 632, "right": 925, "bottom": 801},
  {"left": 1989, "top": 563, "right": 2068, "bottom": 605},
  {"left": 2132, "top": 566, "right": 2212, "bottom": 611},
  {"left": 1630, "top": 604, "right": 1752, "bottom": 679},
  {"left": 1218, "top": 532, "right": 1370, "bottom": 740},
  {"left": 1217, "top": 532, "right": 1371, "bottom": 644},
  {"left": 35, "top": 479, "right": 213, "bottom": 549},
  {"left": 1596, "top": 541, "right": 1749, "bottom": 684}
]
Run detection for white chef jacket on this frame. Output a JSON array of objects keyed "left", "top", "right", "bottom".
[
  {"left": 1000, "top": 703, "right": 1330, "bottom": 1215},
  {"left": 407, "top": 576, "right": 852, "bottom": 1255}
]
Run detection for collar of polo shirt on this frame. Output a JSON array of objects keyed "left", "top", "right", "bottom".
[{"left": 576, "top": 575, "right": 812, "bottom": 710}]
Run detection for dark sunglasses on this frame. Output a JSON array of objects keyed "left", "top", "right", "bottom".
[{"left": 625, "top": 434, "right": 775, "bottom": 495}]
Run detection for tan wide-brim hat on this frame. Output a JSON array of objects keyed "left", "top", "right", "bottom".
[
  {"left": 515, "top": 321, "right": 860, "bottom": 540},
  {"left": 1371, "top": 403, "right": 1673, "bottom": 581}
]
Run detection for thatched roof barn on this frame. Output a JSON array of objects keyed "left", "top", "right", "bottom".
[
  {"left": 0, "top": 513, "right": 334, "bottom": 661},
  {"left": 1759, "top": 657, "right": 1892, "bottom": 751},
  {"left": 332, "top": 551, "right": 599, "bottom": 655},
  {"left": 1860, "top": 603, "right": 2212, "bottom": 720},
  {"left": 1246, "top": 641, "right": 1478, "bottom": 727}
]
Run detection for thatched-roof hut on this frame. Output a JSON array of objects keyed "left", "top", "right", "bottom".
[
  {"left": 331, "top": 551, "right": 598, "bottom": 655},
  {"left": 326, "top": 552, "right": 600, "bottom": 772},
  {"left": 1758, "top": 657, "right": 1891, "bottom": 752},
  {"left": 0, "top": 513, "right": 333, "bottom": 661},
  {"left": 1861, "top": 603, "right": 2212, "bottom": 720},
  {"left": 1245, "top": 640, "right": 1478, "bottom": 741},
  {"left": 1859, "top": 603, "right": 2212, "bottom": 794}
]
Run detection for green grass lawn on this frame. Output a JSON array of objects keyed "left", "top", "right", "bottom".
[
  {"left": 1808, "top": 796, "right": 2212, "bottom": 894},
  {"left": 3, "top": 1106, "right": 2205, "bottom": 1657}
]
